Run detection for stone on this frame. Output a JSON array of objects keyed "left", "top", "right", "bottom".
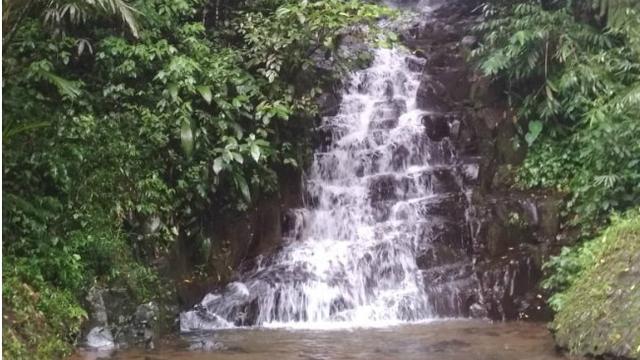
[
  {"left": 369, "top": 99, "right": 406, "bottom": 129},
  {"left": 422, "top": 114, "right": 450, "bottom": 141},
  {"left": 383, "top": 79, "right": 394, "bottom": 99},
  {"left": 86, "top": 287, "right": 108, "bottom": 326},
  {"left": 405, "top": 56, "right": 427, "bottom": 72},
  {"left": 449, "top": 119, "right": 461, "bottom": 139},
  {"left": 485, "top": 222, "right": 511, "bottom": 257},
  {"left": 537, "top": 197, "right": 560, "bottom": 238},
  {"left": 416, "top": 78, "right": 450, "bottom": 111},
  {"left": 461, "top": 35, "right": 478, "bottom": 49},
  {"left": 189, "top": 339, "right": 226, "bottom": 352},
  {"left": 391, "top": 145, "right": 410, "bottom": 171},
  {"left": 496, "top": 123, "right": 527, "bottom": 165},
  {"left": 369, "top": 175, "right": 397, "bottom": 202},
  {"left": 469, "top": 303, "right": 488, "bottom": 318},
  {"left": 317, "top": 92, "right": 341, "bottom": 117},
  {"left": 134, "top": 302, "right": 159, "bottom": 327},
  {"left": 86, "top": 326, "right": 115, "bottom": 349}
]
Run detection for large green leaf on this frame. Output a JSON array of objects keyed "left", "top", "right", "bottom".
[
  {"left": 525, "top": 120, "right": 543, "bottom": 146},
  {"left": 180, "top": 119, "right": 194, "bottom": 156},
  {"left": 196, "top": 85, "right": 212, "bottom": 104}
]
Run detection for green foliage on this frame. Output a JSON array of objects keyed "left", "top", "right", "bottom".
[
  {"left": 473, "top": 0, "right": 640, "bottom": 226},
  {"left": 549, "top": 210, "right": 640, "bottom": 358},
  {"left": 542, "top": 236, "right": 601, "bottom": 312},
  {"left": 3, "top": 0, "right": 393, "bottom": 356},
  {"left": 476, "top": 6, "right": 640, "bottom": 355},
  {"left": 3, "top": 266, "right": 88, "bottom": 359}
]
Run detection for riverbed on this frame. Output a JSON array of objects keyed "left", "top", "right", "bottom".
[{"left": 73, "top": 320, "right": 577, "bottom": 360}]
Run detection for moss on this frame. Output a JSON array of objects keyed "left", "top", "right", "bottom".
[
  {"left": 552, "top": 211, "right": 640, "bottom": 359},
  {"left": 2, "top": 274, "right": 86, "bottom": 359}
]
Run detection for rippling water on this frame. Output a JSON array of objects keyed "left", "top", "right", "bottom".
[{"left": 74, "top": 320, "right": 575, "bottom": 360}]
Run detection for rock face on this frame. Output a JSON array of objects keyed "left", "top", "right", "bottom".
[
  {"left": 397, "top": 0, "right": 564, "bottom": 321},
  {"left": 84, "top": 287, "right": 166, "bottom": 350}
]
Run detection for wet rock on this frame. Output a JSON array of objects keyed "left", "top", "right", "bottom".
[
  {"left": 424, "top": 68, "right": 470, "bottom": 103},
  {"left": 496, "top": 133, "right": 526, "bottom": 165},
  {"left": 134, "top": 302, "right": 159, "bottom": 328},
  {"left": 86, "top": 326, "right": 115, "bottom": 349},
  {"left": 416, "top": 78, "right": 450, "bottom": 111},
  {"left": 416, "top": 194, "right": 467, "bottom": 219},
  {"left": 391, "top": 145, "right": 410, "bottom": 171},
  {"left": 405, "top": 56, "right": 426, "bottom": 72},
  {"left": 429, "top": 167, "right": 460, "bottom": 193},
  {"left": 449, "top": 119, "right": 461, "bottom": 139},
  {"left": 416, "top": 244, "right": 461, "bottom": 269},
  {"left": 369, "top": 99, "right": 406, "bottom": 129},
  {"left": 86, "top": 287, "right": 109, "bottom": 327},
  {"left": 460, "top": 161, "right": 480, "bottom": 185},
  {"left": 383, "top": 79, "right": 394, "bottom": 99},
  {"left": 189, "top": 339, "right": 226, "bottom": 352},
  {"left": 369, "top": 175, "right": 397, "bottom": 202},
  {"left": 460, "top": 35, "right": 478, "bottom": 49},
  {"left": 536, "top": 197, "right": 560, "bottom": 238},
  {"left": 485, "top": 222, "right": 512, "bottom": 257},
  {"left": 469, "top": 303, "right": 487, "bottom": 318},
  {"left": 317, "top": 92, "right": 341, "bottom": 117},
  {"left": 491, "top": 165, "right": 516, "bottom": 189},
  {"left": 422, "top": 114, "right": 450, "bottom": 141}
]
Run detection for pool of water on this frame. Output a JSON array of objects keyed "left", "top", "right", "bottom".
[{"left": 73, "top": 320, "right": 577, "bottom": 360}]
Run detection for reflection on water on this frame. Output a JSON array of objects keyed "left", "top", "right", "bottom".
[{"left": 73, "top": 320, "right": 575, "bottom": 360}]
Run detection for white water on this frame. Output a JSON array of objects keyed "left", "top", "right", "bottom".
[{"left": 181, "top": 47, "right": 461, "bottom": 332}]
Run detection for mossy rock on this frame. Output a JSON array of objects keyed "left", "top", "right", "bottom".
[{"left": 552, "top": 212, "right": 640, "bottom": 359}]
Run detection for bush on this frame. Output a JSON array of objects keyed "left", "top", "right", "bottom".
[{"left": 473, "top": 1, "right": 640, "bottom": 227}]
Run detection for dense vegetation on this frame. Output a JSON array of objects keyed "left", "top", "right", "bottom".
[
  {"left": 2, "top": 0, "right": 393, "bottom": 357},
  {"left": 473, "top": 0, "right": 640, "bottom": 357}
]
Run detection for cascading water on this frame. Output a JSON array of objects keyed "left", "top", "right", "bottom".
[{"left": 181, "top": 43, "right": 470, "bottom": 331}]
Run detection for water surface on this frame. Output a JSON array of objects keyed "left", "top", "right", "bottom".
[{"left": 75, "top": 320, "right": 573, "bottom": 360}]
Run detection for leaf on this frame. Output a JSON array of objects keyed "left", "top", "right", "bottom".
[
  {"left": 40, "top": 71, "right": 81, "bottom": 98},
  {"left": 234, "top": 174, "right": 251, "bottom": 202},
  {"left": 230, "top": 122, "right": 244, "bottom": 139},
  {"left": 196, "top": 85, "right": 212, "bottom": 104},
  {"left": 213, "top": 158, "right": 224, "bottom": 174},
  {"left": 297, "top": 11, "right": 306, "bottom": 24},
  {"left": 250, "top": 144, "right": 261, "bottom": 162},
  {"left": 525, "top": 120, "right": 543, "bottom": 146},
  {"left": 232, "top": 152, "right": 244, "bottom": 164},
  {"left": 3, "top": 121, "right": 50, "bottom": 144},
  {"left": 180, "top": 119, "right": 193, "bottom": 156},
  {"left": 168, "top": 83, "right": 179, "bottom": 101}
]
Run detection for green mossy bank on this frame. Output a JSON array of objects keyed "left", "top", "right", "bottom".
[{"left": 551, "top": 212, "right": 640, "bottom": 359}]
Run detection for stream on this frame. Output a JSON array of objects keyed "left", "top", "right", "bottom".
[{"left": 74, "top": 320, "right": 571, "bottom": 360}]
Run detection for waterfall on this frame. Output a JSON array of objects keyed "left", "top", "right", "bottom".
[{"left": 181, "top": 46, "right": 469, "bottom": 331}]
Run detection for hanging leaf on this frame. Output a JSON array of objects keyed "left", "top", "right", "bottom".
[
  {"left": 213, "top": 158, "right": 224, "bottom": 174},
  {"left": 168, "top": 83, "right": 179, "bottom": 101},
  {"left": 525, "top": 120, "right": 543, "bottom": 146},
  {"left": 234, "top": 174, "right": 251, "bottom": 202},
  {"left": 196, "top": 85, "right": 212, "bottom": 104},
  {"left": 180, "top": 118, "right": 193, "bottom": 157},
  {"left": 250, "top": 144, "right": 261, "bottom": 162}
]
